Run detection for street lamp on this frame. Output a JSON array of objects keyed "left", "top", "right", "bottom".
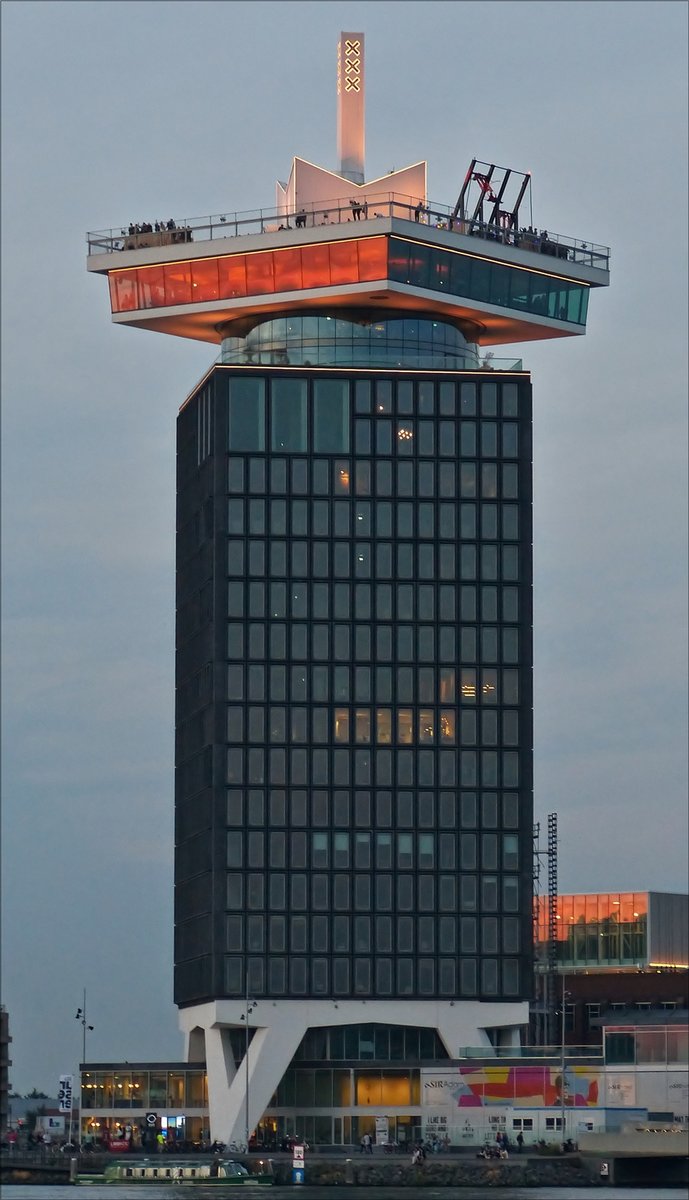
[
  {"left": 239, "top": 978, "right": 257, "bottom": 1151},
  {"left": 75, "top": 989, "right": 94, "bottom": 1063},
  {"left": 75, "top": 989, "right": 94, "bottom": 1149}
]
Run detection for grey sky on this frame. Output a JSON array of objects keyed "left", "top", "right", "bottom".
[{"left": 1, "top": 0, "right": 687, "bottom": 1094}]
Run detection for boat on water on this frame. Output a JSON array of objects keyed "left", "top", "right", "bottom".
[{"left": 78, "top": 1156, "right": 274, "bottom": 1186}]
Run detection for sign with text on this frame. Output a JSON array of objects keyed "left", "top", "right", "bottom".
[{"left": 58, "top": 1075, "right": 74, "bottom": 1114}]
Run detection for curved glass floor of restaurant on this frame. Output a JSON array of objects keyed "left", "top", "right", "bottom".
[{"left": 220, "top": 316, "right": 482, "bottom": 371}]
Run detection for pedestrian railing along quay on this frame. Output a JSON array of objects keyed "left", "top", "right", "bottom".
[{"left": 87, "top": 192, "right": 610, "bottom": 273}]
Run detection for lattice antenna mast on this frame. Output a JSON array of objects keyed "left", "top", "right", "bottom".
[
  {"left": 547, "top": 813, "right": 559, "bottom": 1045},
  {"left": 532, "top": 821, "right": 544, "bottom": 1046}
]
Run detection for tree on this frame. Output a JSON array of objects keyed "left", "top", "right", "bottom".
[{"left": 25, "top": 1089, "right": 49, "bottom": 1099}]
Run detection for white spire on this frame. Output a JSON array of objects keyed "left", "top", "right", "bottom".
[{"left": 337, "top": 32, "right": 365, "bottom": 184}]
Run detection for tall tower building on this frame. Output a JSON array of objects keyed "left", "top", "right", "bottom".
[{"left": 87, "top": 33, "right": 609, "bottom": 1145}]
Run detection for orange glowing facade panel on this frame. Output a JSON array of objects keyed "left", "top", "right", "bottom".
[{"left": 108, "top": 237, "right": 388, "bottom": 314}]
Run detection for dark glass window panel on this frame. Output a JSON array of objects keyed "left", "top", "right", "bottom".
[
  {"left": 376, "top": 832, "right": 393, "bottom": 870},
  {"left": 459, "top": 462, "right": 476, "bottom": 498},
  {"left": 502, "top": 463, "right": 519, "bottom": 499},
  {"left": 247, "top": 873, "right": 264, "bottom": 910},
  {"left": 248, "top": 458, "right": 265, "bottom": 493},
  {"left": 502, "top": 545, "right": 519, "bottom": 581},
  {"left": 355, "top": 462, "right": 371, "bottom": 494},
  {"left": 460, "top": 585, "right": 477, "bottom": 624},
  {"left": 436, "top": 587, "right": 454, "bottom": 622},
  {"left": 291, "top": 458, "right": 309, "bottom": 495},
  {"left": 501, "top": 672, "right": 518, "bottom": 705},
  {"left": 460, "top": 421, "right": 476, "bottom": 456},
  {"left": 502, "top": 422, "right": 519, "bottom": 457},
  {"left": 481, "top": 958, "right": 498, "bottom": 995},
  {"left": 290, "top": 830, "right": 306, "bottom": 867},
  {"left": 481, "top": 710, "right": 498, "bottom": 746},
  {"left": 354, "top": 667, "right": 371, "bottom": 702},
  {"left": 269, "top": 831, "right": 286, "bottom": 869},
  {"left": 248, "top": 541, "right": 265, "bottom": 576},
  {"left": 228, "top": 499, "right": 244, "bottom": 534},
  {"left": 355, "top": 829, "right": 371, "bottom": 865},
  {"left": 438, "top": 461, "right": 456, "bottom": 497},
  {"left": 376, "top": 460, "right": 392, "bottom": 495},
  {"left": 439, "top": 418, "right": 456, "bottom": 459},
  {"left": 312, "top": 874, "right": 329, "bottom": 909},
  {"left": 354, "top": 875, "right": 371, "bottom": 909},
  {"left": 271, "top": 379, "right": 307, "bottom": 451},
  {"left": 333, "top": 542, "right": 350, "bottom": 577},
  {"left": 397, "top": 959, "right": 414, "bottom": 995},
  {"left": 481, "top": 545, "right": 499, "bottom": 581},
  {"left": 292, "top": 499, "right": 309, "bottom": 536},
  {"left": 355, "top": 419, "right": 371, "bottom": 454},
  {"left": 313, "top": 379, "right": 349, "bottom": 452},
  {"left": 502, "top": 504, "right": 519, "bottom": 539},
  {"left": 481, "top": 382, "right": 497, "bottom": 416},
  {"left": 438, "top": 503, "right": 455, "bottom": 539},
  {"left": 460, "top": 628, "right": 477, "bottom": 662},
  {"left": 503, "top": 627, "right": 519, "bottom": 662},
  {"left": 418, "top": 461, "right": 435, "bottom": 497},
  {"left": 375, "top": 379, "right": 392, "bottom": 412},
  {"left": 354, "top": 958, "right": 371, "bottom": 994},
  {"left": 290, "top": 875, "right": 307, "bottom": 910},
  {"left": 309, "top": 459, "right": 328, "bottom": 494},
  {"left": 418, "top": 420, "right": 435, "bottom": 456},
  {"left": 333, "top": 501, "right": 350, "bottom": 538},
  {"left": 228, "top": 581, "right": 244, "bottom": 618},
  {"left": 228, "top": 540, "right": 245, "bottom": 577},
  {"left": 397, "top": 461, "right": 414, "bottom": 496},
  {"left": 481, "top": 504, "right": 498, "bottom": 540},
  {"left": 270, "top": 499, "right": 287, "bottom": 535},
  {"left": 269, "top": 791, "right": 286, "bottom": 826},
  {"left": 228, "top": 378, "right": 265, "bottom": 450},
  {"left": 271, "top": 458, "right": 287, "bottom": 493},
  {"left": 397, "top": 379, "right": 414, "bottom": 413},
  {"left": 355, "top": 379, "right": 371, "bottom": 413},
  {"left": 228, "top": 458, "right": 244, "bottom": 493},
  {"left": 481, "top": 585, "right": 498, "bottom": 621},
  {"left": 460, "top": 545, "right": 477, "bottom": 579},
  {"left": 481, "top": 463, "right": 498, "bottom": 498},
  {"left": 376, "top": 792, "right": 392, "bottom": 827},
  {"left": 333, "top": 877, "right": 350, "bottom": 914},
  {"left": 333, "top": 959, "right": 350, "bottom": 993}
]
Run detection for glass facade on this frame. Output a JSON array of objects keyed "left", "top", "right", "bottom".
[
  {"left": 80, "top": 1068, "right": 208, "bottom": 1110},
  {"left": 109, "top": 234, "right": 588, "bottom": 327},
  {"left": 175, "top": 368, "right": 533, "bottom": 1005},
  {"left": 221, "top": 317, "right": 483, "bottom": 371},
  {"left": 535, "top": 893, "right": 650, "bottom": 968}
]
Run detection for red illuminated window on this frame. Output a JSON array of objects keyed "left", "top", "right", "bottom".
[
  {"left": 301, "top": 244, "right": 331, "bottom": 289},
  {"left": 329, "top": 240, "right": 360, "bottom": 285},
  {"left": 163, "top": 263, "right": 192, "bottom": 306},
  {"left": 218, "top": 255, "right": 247, "bottom": 299},
  {"left": 138, "top": 266, "right": 166, "bottom": 309},
  {"left": 245, "top": 252, "right": 275, "bottom": 295},
  {"left": 109, "top": 271, "right": 139, "bottom": 312},
  {"left": 273, "top": 247, "right": 303, "bottom": 292},
  {"left": 357, "top": 237, "right": 387, "bottom": 282},
  {"left": 191, "top": 259, "right": 220, "bottom": 302}
]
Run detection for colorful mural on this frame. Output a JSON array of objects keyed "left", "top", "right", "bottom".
[{"left": 422, "top": 1066, "right": 600, "bottom": 1109}]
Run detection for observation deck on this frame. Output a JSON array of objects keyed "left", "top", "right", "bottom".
[{"left": 87, "top": 192, "right": 610, "bottom": 349}]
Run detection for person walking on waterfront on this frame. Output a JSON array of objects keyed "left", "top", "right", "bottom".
[{"left": 516, "top": 1131, "right": 524, "bottom": 1153}]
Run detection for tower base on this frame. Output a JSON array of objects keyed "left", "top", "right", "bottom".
[{"left": 179, "top": 998, "right": 528, "bottom": 1144}]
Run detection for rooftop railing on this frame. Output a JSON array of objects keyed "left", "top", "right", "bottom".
[{"left": 87, "top": 192, "right": 610, "bottom": 272}]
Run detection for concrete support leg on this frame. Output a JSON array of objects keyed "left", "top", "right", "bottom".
[{"left": 204, "top": 1026, "right": 238, "bottom": 1144}]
